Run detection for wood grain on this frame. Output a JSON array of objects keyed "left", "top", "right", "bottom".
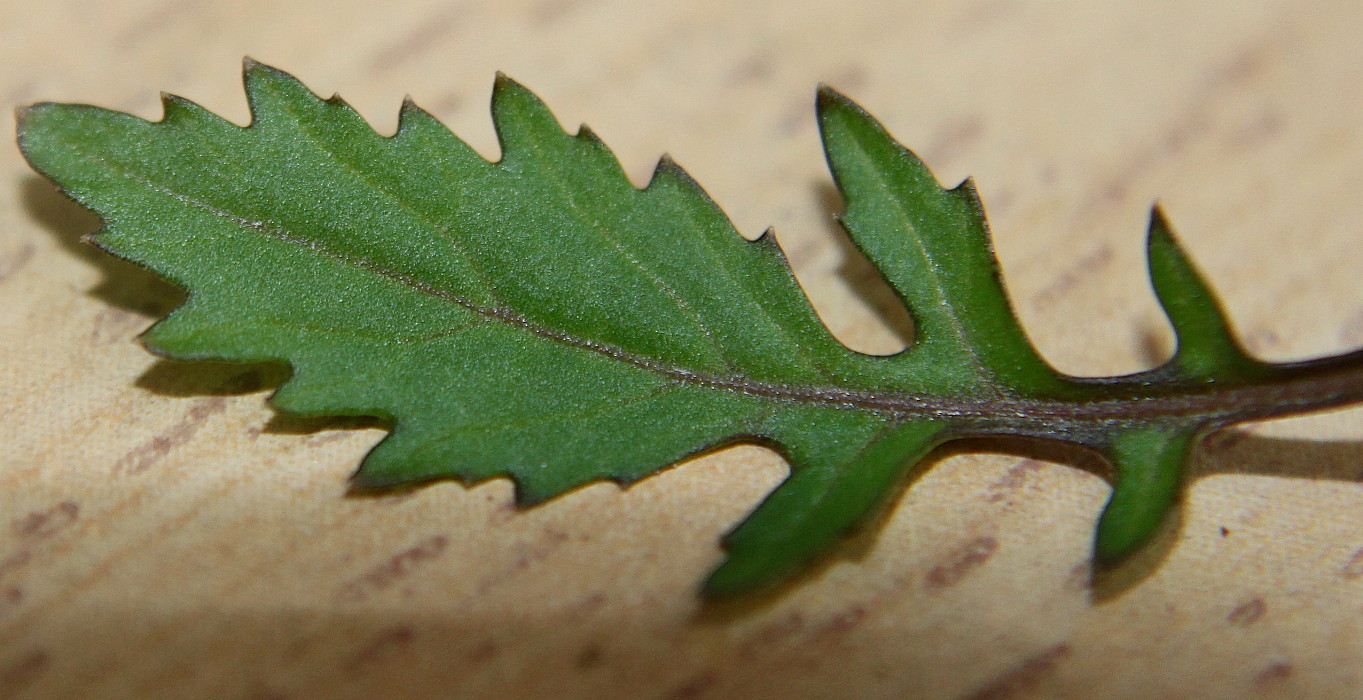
[{"left": 2, "top": 2, "right": 1362, "bottom": 698}]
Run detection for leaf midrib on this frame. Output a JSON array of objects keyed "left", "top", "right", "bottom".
[{"left": 63, "top": 142, "right": 1363, "bottom": 430}]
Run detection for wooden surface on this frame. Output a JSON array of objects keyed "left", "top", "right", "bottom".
[{"left": 3, "top": 2, "right": 1363, "bottom": 698}]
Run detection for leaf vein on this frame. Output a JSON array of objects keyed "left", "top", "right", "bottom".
[{"left": 71, "top": 147, "right": 1363, "bottom": 426}]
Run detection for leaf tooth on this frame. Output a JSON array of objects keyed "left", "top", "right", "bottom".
[
  {"left": 394, "top": 95, "right": 431, "bottom": 136},
  {"left": 647, "top": 154, "right": 735, "bottom": 215},
  {"left": 646, "top": 152, "right": 694, "bottom": 191},
  {"left": 490, "top": 72, "right": 571, "bottom": 161},
  {"left": 948, "top": 176, "right": 987, "bottom": 215},
  {"left": 138, "top": 301, "right": 243, "bottom": 361},
  {"left": 158, "top": 92, "right": 235, "bottom": 129},
  {"left": 395, "top": 96, "right": 491, "bottom": 165},
  {"left": 270, "top": 361, "right": 392, "bottom": 421},
  {"left": 574, "top": 122, "right": 602, "bottom": 144},
  {"left": 242, "top": 58, "right": 316, "bottom": 126},
  {"left": 814, "top": 82, "right": 853, "bottom": 119},
  {"left": 1145, "top": 206, "right": 1263, "bottom": 381},
  {"left": 349, "top": 427, "right": 430, "bottom": 490},
  {"left": 322, "top": 92, "right": 365, "bottom": 120},
  {"left": 751, "top": 226, "right": 784, "bottom": 252},
  {"left": 817, "top": 84, "right": 944, "bottom": 194},
  {"left": 241, "top": 59, "right": 379, "bottom": 139},
  {"left": 816, "top": 84, "right": 1070, "bottom": 395},
  {"left": 649, "top": 154, "right": 783, "bottom": 256},
  {"left": 574, "top": 122, "right": 633, "bottom": 187}
]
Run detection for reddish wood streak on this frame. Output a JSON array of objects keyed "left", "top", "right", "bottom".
[
  {"left": 89, "top": 307, "right": 148, "bottom": 345},
  {"left": 575, "top": 644, "right": 603, "bottom": 670},
  {"left": 486, "top": 498, "right": 519, "bottom": 526},
  {"left": 729, "top": 53, "right": 773, "bottom": 86},
  {"left": 0, "top": 650, "right": 48, "bottom": 692},
  {"left": 1343, "top": 547, "right": 1363, "bottom": 579},
  {"left": 964, "top": 643, "right": 1071, "bottom": 700},
  {"left": 531, "top": 0, "right": 578, "bottom": 26},
  {"left": 338, "top": 535, "right": 449, "bottom": 602},
  {"left": 568, "top": 592, "right": 607, "bottom": 618},
  {"left": 925, "top": 536, "right": 998, "bottom": 589},
  {"left": 113, "top": 434, "right": 178, "bottom": 476},
  {"left": 1032, "top": 245, "right": 1114, "bottom": 308},
  {"left": 13, "top": 501, "right": 78, "bottom": 541},
  {"left": 739, "top": 612, "right": 804, "bottom": 657},
  {"left": 370, "top": 9, "right": 463, "bottom": 72},
  {"left": 923, "top": 118, "right": 984, "bottom": 168},
  {"left": 1255, "top": 660, "right": 1293, "bottom": 684},
  {"left": 815, "top": 605, "right": 866, "bottom": 638},
  {"left": 111, "top": 370, "right": 259, "bottom": 476},
  {"left": 473, "top": 529, "right": 570, "bottom": 594},
  {"left": 0, "top": 586, "right": 23, "bottom": 619},
  {"left": 0, "top": 243, "right": 35, "bottom": 284},
  {"left": 1227, "top": 598, "right": 1266, "bottom": 626},
  {"left": 112, "top": 397, "right": 226, "bottom": 475},
  {"left": 342, "top": 625, "right": 415, "bottom": 674},
  {"left": 1065, "top": 560, "right": 1092, "bottom": 592},
  {"left": 466, "top": 640, "right": 499, "bottom": 662},
  {"left": 665, "top": 669, "right": 718, "bottom": 700},
  {"left": 1246, "top": 328, "right": 1279, "bottom": 353},
  {"left": 0, "top": 551, "right": 33, "bottom": 582},
  {"left": 986, "top": 459, "right": 1045, "bottom": 503},
  {"left": 1208, "top": 43, "right": 1272, "bottom": 89}
]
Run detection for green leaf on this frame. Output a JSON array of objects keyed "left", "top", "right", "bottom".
[
  {"left": 816, "top": 87, "right": 1068, "bottom": 397},
  {"left": 20, "top": 61, "right": 1363, "bottom": 596}
]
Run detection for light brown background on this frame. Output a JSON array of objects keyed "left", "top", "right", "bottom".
[{"left": 3, "top": 2, "right": 1363, "bottom": 698}]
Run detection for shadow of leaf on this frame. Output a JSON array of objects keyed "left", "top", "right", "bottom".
[
  {"left": 812, "top": 181, "right": 916, "bottom": 353},
  {"left": 21, "top": 176, "right": 183, "bottom": 317}
]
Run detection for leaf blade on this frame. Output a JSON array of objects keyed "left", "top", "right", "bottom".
[
  {"left": 1094, "top": 426, "right": 1197, "bottom": 564},
  {"left": 1146, "top": 206, "right": 1264, "bottom": 382},
  {"left": 816, "top": 87, "right": 1066, "bottom": 397},
  {"left": 707, "top": 416, "right": 947, "bottom": 596}
]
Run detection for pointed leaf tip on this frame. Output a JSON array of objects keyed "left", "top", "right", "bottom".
[
  {"left": 241, "top": 56, "right": 285, "bottom": 82},
  {"left": 1094, "top": 427, "right": 1194, "bottom": 565},
  {"left": 707, "top": 420, "right": 948, "bottom": 597},
  {"left": 489, "top": 73, "right": 563, "bottom": 147},
  {"left": 240, "top": 59, "right": 318, "bottom": 121},
  {"left": 576, "top": 122, "right": 601, "bottom": 143},
  {"left": 13, "top": 102, "right": 43, "bottom": 131},
  {"left": 491, "top": 71, "right": 532, "bottom": 97},
  {"left": 815, "top": 84, "right": 876, "bottom": 141},
  {"left": 1145, "top": 205, "right": 1261, "bottom": 381},
  {"left": 815, "top": 83, "right": 856, "bottom": 112}
]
